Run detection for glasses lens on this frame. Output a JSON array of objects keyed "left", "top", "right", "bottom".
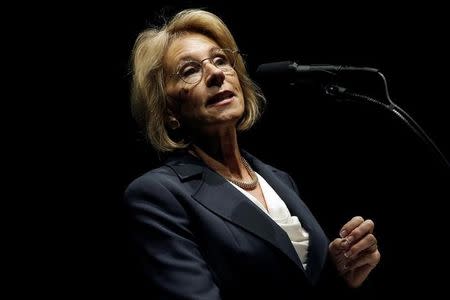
[
  {"left": 212, "top": 50, "right": 235, "bottom": 71},
  {"left": 178, "top": 49, "right": 238, "bottom": 84},
  {"left": 178, "top": 61, "right": 203, "bottom": 84}
]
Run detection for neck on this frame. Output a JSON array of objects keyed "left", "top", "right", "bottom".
[
  {"left": 190, "top": 127, "right": 258, "bottom": 190},
  {"left": 191, "top": 126, "right": 242, "bottom": 177}
]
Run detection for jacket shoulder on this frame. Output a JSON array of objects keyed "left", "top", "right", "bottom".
[
  {"left": 243, "top": 151, "right": 299, "bottom": 194},
  {"left": 124, "top": 166, "right": 176, "bottom": 199},
  {"left": 244, "top": 151, "right": 292, "bottom": 178}
]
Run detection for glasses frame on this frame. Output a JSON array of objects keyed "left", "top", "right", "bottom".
[{"left": 171, "top": 49, "right": 240, "bottom": 85}]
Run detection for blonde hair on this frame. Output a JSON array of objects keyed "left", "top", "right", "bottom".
[{"left": 130, "top": 9, "right": 266, "bottom": 152}]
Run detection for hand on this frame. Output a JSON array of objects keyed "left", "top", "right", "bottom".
[{"left": 328, "top": 216, "right": 381, "bottom": 288}]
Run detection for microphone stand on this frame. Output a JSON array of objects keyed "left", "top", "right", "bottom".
[{"left": 322, "top": 71, "right": 450, "bottom": 169}]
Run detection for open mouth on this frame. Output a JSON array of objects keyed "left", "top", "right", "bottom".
[{"left": 206, "top": 91, "right": 235, "bottom": 106}]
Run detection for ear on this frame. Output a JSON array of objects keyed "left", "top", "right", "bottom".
[
  {"left": 166, "top": 106, "right": 181, "bottom": 130},
  {"left": 165, "top": 96, "right": 181, "bottom": 130},
  {"left": 169, "top": 117, "right": 180, "bottom": 130}
]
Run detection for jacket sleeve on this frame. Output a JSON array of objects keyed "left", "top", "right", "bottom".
[{"left": 124, "top": 174, "right": 222, "bottom": 299}]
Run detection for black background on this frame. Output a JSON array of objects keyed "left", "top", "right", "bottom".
[{"left": 17, "top": 1, "right": 449, "bottom": 298}]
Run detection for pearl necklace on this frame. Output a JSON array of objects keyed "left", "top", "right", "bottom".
[
  {"left": 189, "top": 147, "right": 258, "bottom": 190},
  {"left": 225, "top": 157, "right": 259, "bottom": 190}
]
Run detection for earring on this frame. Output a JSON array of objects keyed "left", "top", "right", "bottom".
[{"left": 168, "top": 117, "right": 180, "bottom": 130}]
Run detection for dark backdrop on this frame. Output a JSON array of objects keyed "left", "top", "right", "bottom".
[{"left": 26, "top": 1, "right": 449, "bottom": 298}]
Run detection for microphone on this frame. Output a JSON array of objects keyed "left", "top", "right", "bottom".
[{"left": 256, "top": 61, "right": 379, "bottom": 77}]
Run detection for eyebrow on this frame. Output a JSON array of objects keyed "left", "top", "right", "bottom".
[{"left": 176, "top": 47, "right": 223, "bottom": 64}]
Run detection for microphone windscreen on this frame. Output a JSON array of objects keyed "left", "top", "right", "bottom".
[{"left": 255, "top": 61, "right": 296, "bottom": 76}]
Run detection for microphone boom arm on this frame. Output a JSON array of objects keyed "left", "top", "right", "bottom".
[{"left": 325, "top": 71, "right": 450, "bottom": 169}]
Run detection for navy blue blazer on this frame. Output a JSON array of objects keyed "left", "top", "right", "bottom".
[{"left": 125, "top": 151, "right": 333, "bottom": 299}]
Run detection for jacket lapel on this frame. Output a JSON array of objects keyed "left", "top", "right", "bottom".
[
  {"left": 244, "top": 152, "right": 329, "bottom": 284},
  {"left": 165, "top": 152, "right": 304, "bottom": 271},
  {"left": 192, "top": 166, "right": 305, "bottom": 271}
]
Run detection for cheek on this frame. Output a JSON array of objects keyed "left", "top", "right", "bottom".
[
  {"left": 232, "top": 75, "right": 244, "bottom": 96},
  {"left": 166, "top": 84, "right": 190, "bottom": 107},
  {"left": 165, "top": 83, "right": 179, "bottom": 102},
  {"left": 176, "top": 89, "right": 205, "bottom": 119},
  {"left": 235, "top": 83, "right": 245, "bottom": 107}
]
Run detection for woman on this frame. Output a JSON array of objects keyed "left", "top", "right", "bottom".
[{"left": 126, "top": 9, "right": 380, "bottom": 299}]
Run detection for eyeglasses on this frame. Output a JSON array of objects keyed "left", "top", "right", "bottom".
[{"left": 172, "top": 49, "right": 239, "bottom": 84}]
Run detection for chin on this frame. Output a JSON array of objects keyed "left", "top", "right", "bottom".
[{"left": 219, "top": 108, "right": 244, "bottom": 123}]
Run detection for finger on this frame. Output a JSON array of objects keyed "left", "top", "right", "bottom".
[
  {"left": 343, "top": 233, "right": 377, "bottom": 259},
  {"left": 358, "top": 242, "right": 378, "bottom": 256},
  {"left": 328, "top": 238, "right": 347, "bottom": 255},
  {"left": 337, "top": 262, "right": 350, "bottom": 275},
  {"left": 333, "top": 254, "right": 350, "bottom": 275},
  {"left": 341, "top": 219, "right": 375, "bottom": 248},
  {"left": 339, "top": 216, "right": 365, "bottom": 238},
  {"left": 328, "top": 239, "right": 348, "bottom": 268},
  {"left": 345, "top": 250, "right": 381, "bottom": 271}
]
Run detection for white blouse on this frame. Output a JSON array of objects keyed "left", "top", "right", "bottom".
[{"left": 228, "top": 172, "right": 310, "bottom": 269}]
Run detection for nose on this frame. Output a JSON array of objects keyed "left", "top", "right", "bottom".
[{"left": 203, "top": 60, "right": 225, "bottom": 87}]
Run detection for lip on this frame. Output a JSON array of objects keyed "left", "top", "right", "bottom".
[
  {"left": 209, "top": 96, "right": 234, "bottom": 107},
  {"left": 206, "top": 91, "right": 235, "bottom": 107}
]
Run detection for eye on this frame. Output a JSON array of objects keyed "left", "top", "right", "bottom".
[
  {"left": 212, "top": 54, "right": 230, "bottom": 66},
  {"left": 179, "top": 62, "right": 202, "bottom": 78}
]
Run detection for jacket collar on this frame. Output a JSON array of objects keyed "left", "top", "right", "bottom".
[{"left": 165, "top": 150, "right": 328, "bottom": 283}]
